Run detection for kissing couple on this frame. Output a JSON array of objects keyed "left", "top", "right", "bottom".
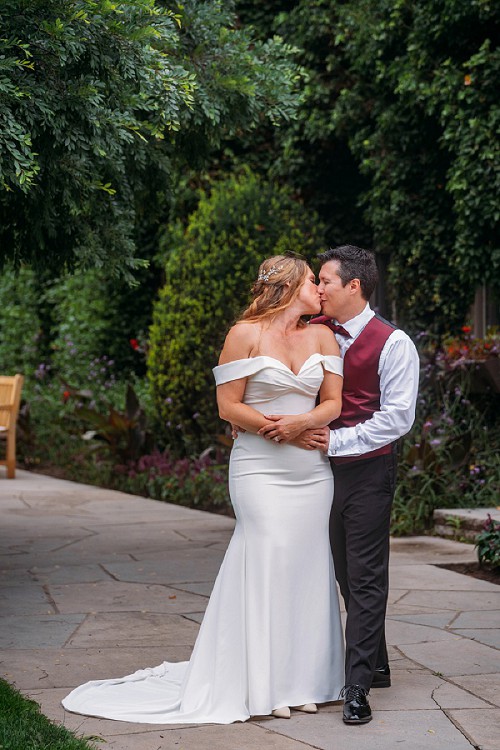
[{"left": 63, "top": 245, "right": 419, "bottom": 726}]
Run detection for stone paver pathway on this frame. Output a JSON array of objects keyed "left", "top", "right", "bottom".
[{"left": 1, "top": 471, "right": 499, "bottom": 750}]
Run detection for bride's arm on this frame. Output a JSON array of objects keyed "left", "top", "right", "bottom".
[
  {"left": 216, "top": 323, "right": 276, "bottom": 434},
  {"left": 217, "top": 380, "right": 277, "bottom": 434},
  {"left": 258, "top": 327, "right": 342, "bottom": 443},
  {"left": 256, "top": 371, "right": 342, "bottom": 442}
]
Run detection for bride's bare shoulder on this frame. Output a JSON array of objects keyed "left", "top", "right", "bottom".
[
  {"left": 305, "top": 321, "right": 340, "bottom": 356},
  {"left": 218, "top": 322, "right": 261, "bottom": 364},
  {"left": 225, "top": 321, "right": 261, "bottom": 346}
]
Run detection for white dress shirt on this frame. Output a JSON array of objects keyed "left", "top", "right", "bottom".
[{"left": 328, "top": 304, "right": 420, "bottom": 457}]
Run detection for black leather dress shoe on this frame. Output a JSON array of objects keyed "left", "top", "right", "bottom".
[
  {"left": 371, "top": 663, "right": 391, "bottom": 688},
  {"left": 340, "top": 684, "right": 372, "bottom": 724}
]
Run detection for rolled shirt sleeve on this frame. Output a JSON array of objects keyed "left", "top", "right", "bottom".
[{"left": 328, "top": 331, "right": 420, "bottom": 457}]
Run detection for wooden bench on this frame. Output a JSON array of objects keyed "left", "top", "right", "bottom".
[{"left": 0, "top": 374, "right": 24, "bottom": 479}]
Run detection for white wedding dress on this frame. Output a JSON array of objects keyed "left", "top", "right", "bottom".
[{"left": 62, "top": 354, "right": 345, "bottom": 724}]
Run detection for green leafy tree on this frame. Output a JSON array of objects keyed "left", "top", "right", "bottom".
[
  {"left": 0, "top": 0, "right": 300, "bottom": 277},
  {"left": 147, "top": 168, "right": 326, "bottom": 452}
]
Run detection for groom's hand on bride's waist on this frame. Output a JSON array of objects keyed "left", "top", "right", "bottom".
[
  {"left": 291, "top": 426, "right": 330, "bottom": 453},
  {"left": 230, "top": 423, "right": 245, "bottom": 439}
]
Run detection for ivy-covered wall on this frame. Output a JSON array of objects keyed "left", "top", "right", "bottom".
[{"left": 235, "top": 0, "right": 500, "bottom": 334}]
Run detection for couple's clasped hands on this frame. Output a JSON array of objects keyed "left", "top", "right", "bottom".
[{"left": 256, "top": 415, "right": 330, "bottom": 452}]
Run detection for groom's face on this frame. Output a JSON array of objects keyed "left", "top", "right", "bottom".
[{"left": 318, "top": 260, "right": 351, "bottom": 320}]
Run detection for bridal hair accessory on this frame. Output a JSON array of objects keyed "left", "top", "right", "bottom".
[{"left": 258, "top": 264, "right": 285, "bottom": 283}]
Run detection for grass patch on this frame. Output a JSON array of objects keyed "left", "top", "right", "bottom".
[{"left": 0, "top": 679, "right": 100, "bottom": 750}]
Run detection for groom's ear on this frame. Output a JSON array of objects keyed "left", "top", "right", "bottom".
[{"left": 349, "top": 278, "right": 361, "bottom": 294}]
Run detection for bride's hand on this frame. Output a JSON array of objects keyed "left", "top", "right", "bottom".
[{"left": 257, "top": 414, "right": 311, "bottom": 443}]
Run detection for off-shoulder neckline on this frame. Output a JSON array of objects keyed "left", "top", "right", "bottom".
[{"left": 215, "top": 353, "right": 340, "bottom": 378}]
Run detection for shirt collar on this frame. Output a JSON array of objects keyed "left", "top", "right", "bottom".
[{"left": 334, "top": 303, "right": 374, "bottom": 339}]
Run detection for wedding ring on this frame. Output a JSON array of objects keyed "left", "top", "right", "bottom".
[{"left": 273, "top": 436, "right": 281, "bottom": 443}]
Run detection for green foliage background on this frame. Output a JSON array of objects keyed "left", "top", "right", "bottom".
[
  {"left": 0, "top": 0, "right": 498, "bottom": 532},
  {"left": 330, "top": 0, "right": 499, "bottom": 332},
  {"left": 46, "top": 271, "right": 111, "bottom": 383},
  {"left": 0, "top": 267, "right": 41, "bottom": 376},
  {"left": 235, "top": 0, "right": 500, "bottom": 333},
  {"left": 147, "top": 169, "right": 326, "bottom": 450}
]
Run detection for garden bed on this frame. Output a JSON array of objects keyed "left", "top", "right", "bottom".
[{"left": 438, "top": 562, "right": 500, "bottom": 586}]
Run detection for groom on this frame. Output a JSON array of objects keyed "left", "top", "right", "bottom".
[{"left": 299, "top": 245, "right": 419, "bottom": 725}]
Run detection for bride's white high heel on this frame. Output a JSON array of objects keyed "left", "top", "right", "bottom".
[
  {"left": 272, "top": 706, "right": 291, "bottom": 719},
  {"left": 292, "top": 703, "right": 318, "bottom": 713}
]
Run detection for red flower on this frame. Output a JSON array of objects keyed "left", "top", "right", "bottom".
[
  {"left": 62, "top": 390, "right": 71, "bottom": 403},
  {"left": 461, "top": 326, "right": 472, "bottom": 334},
  {"left": 129, "top": 338, "right": 139, "bottom": 350}
]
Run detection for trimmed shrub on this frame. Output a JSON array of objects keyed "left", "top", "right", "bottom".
[{"left": 148, "top": 169, "right": 326, "bottom": 452}]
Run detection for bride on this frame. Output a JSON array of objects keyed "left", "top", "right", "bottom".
[{"left": 62, "top": 255, "right": 345, "bottom": 724}]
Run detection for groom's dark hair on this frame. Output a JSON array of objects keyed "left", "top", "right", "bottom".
[{"left": 318, "top": 245, "right": 378, "bottom": 300}]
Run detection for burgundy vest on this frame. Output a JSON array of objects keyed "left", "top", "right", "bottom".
[{"left": 310, "top": 314, "right": 397, "bottom": 463}]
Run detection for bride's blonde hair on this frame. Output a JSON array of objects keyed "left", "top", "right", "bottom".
[{"left": 238, "top": 255, "right": 310, "bottom": 324}]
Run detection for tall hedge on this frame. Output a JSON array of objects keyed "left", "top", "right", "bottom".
[{"left": 147, "top": 169, "right": 326, "bottom": 453}]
